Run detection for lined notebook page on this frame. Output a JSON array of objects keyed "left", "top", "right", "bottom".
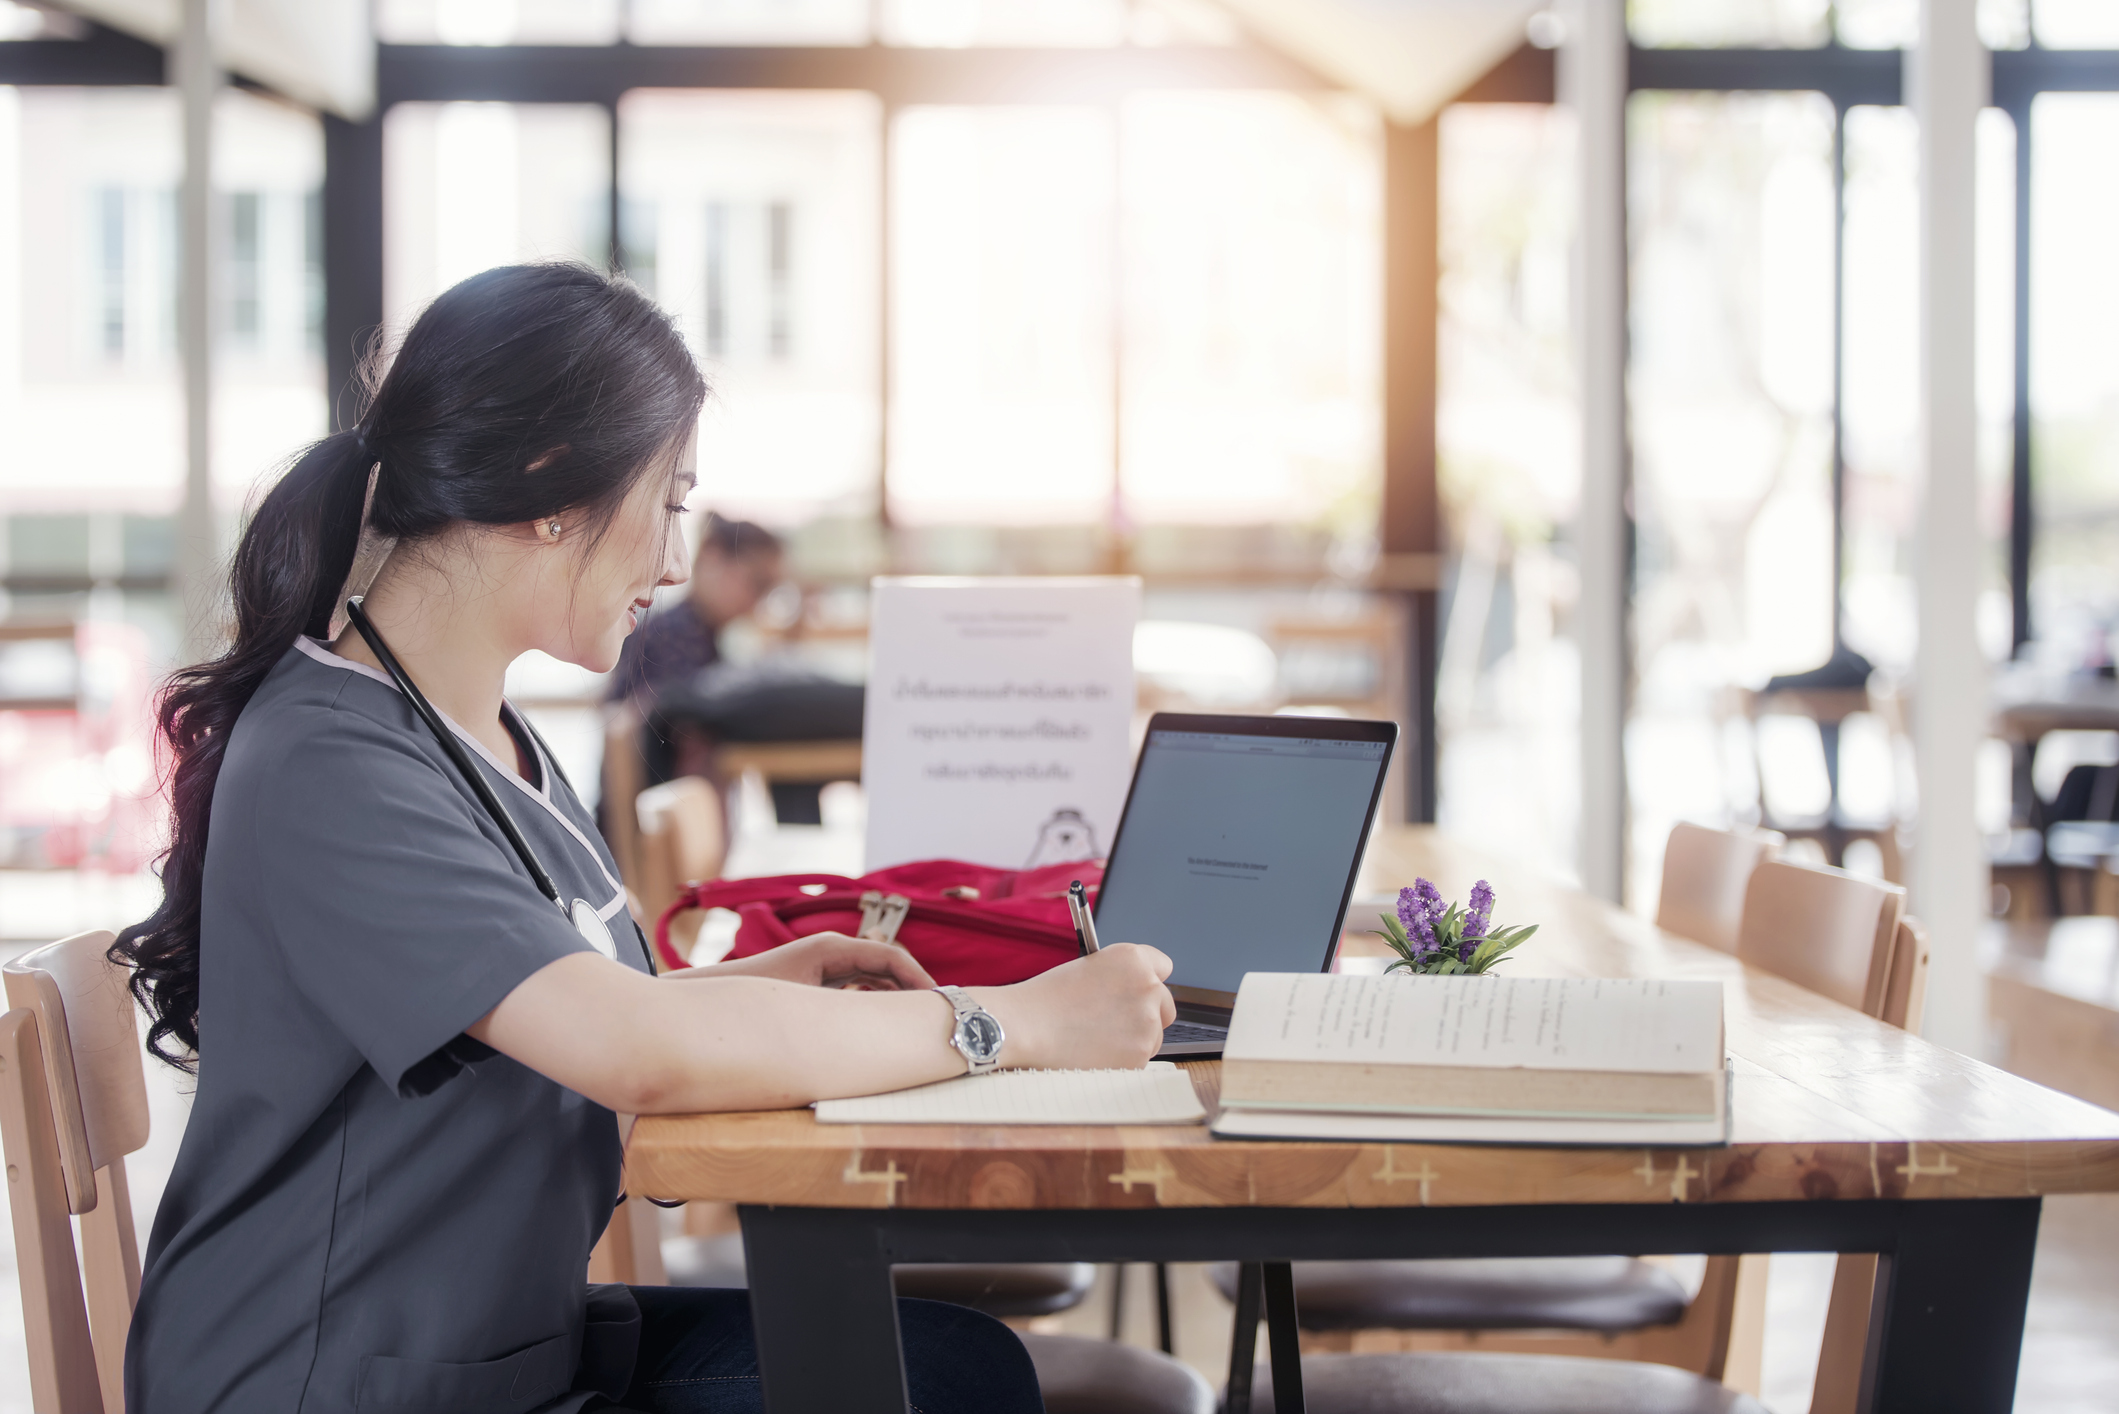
[{"left": 814, "top": 1063, "right": 1206, "bottom": 1126}]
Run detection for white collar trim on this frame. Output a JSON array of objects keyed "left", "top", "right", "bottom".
[{"left": 294, "top": 635, "right": 625, "bottom": 909}]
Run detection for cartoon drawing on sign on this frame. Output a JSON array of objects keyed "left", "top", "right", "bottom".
[{"left": 1025, "top": 808, "right": 1100, "bottom": 868}]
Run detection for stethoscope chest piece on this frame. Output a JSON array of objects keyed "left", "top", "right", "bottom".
[{"left": 570, "top": 898, "right": 618, "bottom": 961}]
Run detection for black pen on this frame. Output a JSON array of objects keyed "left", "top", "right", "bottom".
[{"left": 1068, "top": 880, "right": 1101, "bottom": 955}]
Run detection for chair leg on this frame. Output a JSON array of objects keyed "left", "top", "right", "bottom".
[
  {"left": 1226, "top": 1263, "right": 1262, "bottom": 1414},
  {"left": 1109, "top": 1263, "right": 1127, "bottom": 1340},
  {"left": 1155, "top": 1262, "right": 1173, "bottom": 1355}
]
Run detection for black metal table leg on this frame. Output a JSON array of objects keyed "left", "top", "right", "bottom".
[
  {"left": 739, "top": 1205, "right": 908, "bottom": 1414},
  {"left": 1226, "top": 1262, "right": 1262, "bottom": 1414},
  {"left": 1261, "top": 1262, "right": 1307, "bottom": 1414},
  {"left": 1869, "top": 1197, "right": 2041, "bottom": 1413},
  {"left": 1155, "top": 1262, "right": 1174, "bottom": 1355}
]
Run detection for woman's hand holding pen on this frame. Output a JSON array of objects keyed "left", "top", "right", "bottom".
[
  {"left": 674, "top": 932, "right": 1175, "bottom": 1071},
  {"left": 978, "top": 944, "right": 1175, "bottom": 1072}
]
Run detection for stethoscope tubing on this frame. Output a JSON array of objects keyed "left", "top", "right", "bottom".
[{"left": 344, "top": 596, "right": 566, "bottom": 910}]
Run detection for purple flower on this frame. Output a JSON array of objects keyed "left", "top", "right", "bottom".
[
  {"left": 1397, "top": 878, "right": 1446, "bottom": 955},
  {"left": 1464, "top": 880, "right": 1494, "bottom": 941}
]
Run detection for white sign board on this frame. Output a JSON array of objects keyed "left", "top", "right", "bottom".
[{"left": 863, "top": 577, "right": 1140, "bottom": 872}]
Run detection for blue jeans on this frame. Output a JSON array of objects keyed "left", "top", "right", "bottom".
[{"left": 608, "top": 1286, "right": 1045, "bottom": 1413}]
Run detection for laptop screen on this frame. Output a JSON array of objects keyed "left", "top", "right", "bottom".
[{"left": 1093, "top": 723, "right": 1392, "bottom": 999}]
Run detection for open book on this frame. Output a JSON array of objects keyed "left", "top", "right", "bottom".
[{"left": 1210, "top": 973, "right": 1728, "bottom": 1146}]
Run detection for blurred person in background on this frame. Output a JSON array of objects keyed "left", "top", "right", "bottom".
[
  {"left": 606, "top": 512, "right": 783, "bottom": 718},
  {"left": 609, "top": 513, "right": 864, "bottom": 823}
]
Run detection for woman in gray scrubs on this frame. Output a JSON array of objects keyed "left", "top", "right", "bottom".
[{"left": 112, "top": 264, "right": 1175, "bottom": 1414}]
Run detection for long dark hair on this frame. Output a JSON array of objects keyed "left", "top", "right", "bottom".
[{"left": 114, "top": 263, "right": 706, "bottom": 1069}]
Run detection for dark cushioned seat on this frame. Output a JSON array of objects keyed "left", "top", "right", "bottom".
[
  {"left": 1021, "top": 1333, "right": 1217, "bottom": 1414},
  {"left": 1234, "top": 1352, "right": 1771, "bottom": 1414},
  {"left": 891, "top": 1262, "right": 1098, "bottom": 1317},
  {"left": 1206, "top": 1259, "right": 1688, "bottom": 1332}
]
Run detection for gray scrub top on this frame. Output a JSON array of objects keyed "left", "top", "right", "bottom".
[{"left": 127, "top": 637, "right": 655, "bottom": 1414}]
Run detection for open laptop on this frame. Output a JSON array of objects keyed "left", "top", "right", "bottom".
[{"left": 1089, "top": 712, "right": 1398, "bottom": 1058}]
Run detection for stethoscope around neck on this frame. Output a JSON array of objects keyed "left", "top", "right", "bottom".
[{"left": 343, "top": 596, "right": 621, "bottom": 962}]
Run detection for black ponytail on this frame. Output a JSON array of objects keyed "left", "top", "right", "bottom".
[{"left": 114, "top": 263, "right": 706, "bottom": 1069}]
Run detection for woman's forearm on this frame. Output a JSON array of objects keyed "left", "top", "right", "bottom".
[
  {"left": 622, "top": 974, "right": 973, "bottom": 1111},
  {"left": 470, "top": 954, "right": 978, "bottom": 1113}
]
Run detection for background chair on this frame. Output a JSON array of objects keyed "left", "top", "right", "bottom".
[
  {"left": 632, "top": 775, "right": 730, "bottom": 966},
  {"left": 0, "top": 929, "right": 154, "bottom": 1413},
  {"left": 1735, "top": 860, "right": 1904, "bottom": 1017},
  {"left": 1743, "top": 683, "right": 1903, "bottom": 881},
  {"left": 600, "top": 705, "right": 650, "bottom": 890},
  {"left": 1656, "top": 823, "right": 1783, "bottom": 955}
]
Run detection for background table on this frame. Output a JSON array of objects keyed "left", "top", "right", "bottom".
[{"left": 627, "top": 827, "right": 2119, "bottom": 1413}]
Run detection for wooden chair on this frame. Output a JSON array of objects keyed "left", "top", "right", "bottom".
[
  {"left": 600, "top": 705, "right": 650, "bottom": 892},
  {"left": 633, "top": 775, "right": 729, "bottom": 967},
  {"left": 0, "top": 929, "right": 153, "bottom": 1413},
  {"left": 1743, "top": 685, "right": 1903, "bottom": 882},
  {"left": 1736, "top": 860, "right": 1905, "bottom": 1018},
  {"left": 1656, "top": 822, "right": 1784, "bottom": 955},
  {"left": 1809, "top": 915, "right": 1929, "bottom": 1414}
]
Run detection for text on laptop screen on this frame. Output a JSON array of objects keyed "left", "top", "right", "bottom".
[{"left": 1095, "top": 729, "right": 1388, "bottom": 996}]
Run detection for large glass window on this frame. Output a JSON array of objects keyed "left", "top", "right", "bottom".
[
  {"left": 620, "top": 90, "right": 881, "bottom": 525},
  {"left": 2029, "top": 93, "right": 2119, "bottom": 665},
  {"left": 376, "top": 0, "right": 624, "bottom": 45},
  {"left": 631, "top": 0, "right": 869, "bottom": 46},
  {"left": 1839, "top": 104, "right": 2018, "bottom": 678},
  {"left": 888, "top": 105, "right": 1115, "bottom": 526},
  {"left": 1626, "top": 91, "right": 1838, "bottom": 900},
  {"left": 880, "top": 0, "right": 1128, "bottom": 47},
  {"left": 1119, "top": 92, "right": 1380, "bottom": 535},
  {"left": 5, "top": 86, "right": 322, "bottom": 552},
  {"left": 2034, "top": 0, "right": 2119, "bottom": 47},
  {"left": 1628, "top": 0, "right": 1830, "bottom": 49},
  {"left": 382, "top": 101, "right": 610, "bottom": 327},
  {"left": 1434, "top": 102, "right": 1581, "bottom": 877}
]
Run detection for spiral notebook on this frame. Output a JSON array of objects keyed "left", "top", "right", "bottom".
[{"left": 814, "top": 1062, "right": 1207, "bottom": 1126}]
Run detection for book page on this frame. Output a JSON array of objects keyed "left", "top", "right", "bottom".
[
  {"left": 1224, "top": 974, "right": 1724, "bottom": 1074},
  {"left": 814, "top": 1062, "right": 1207, "bottom": 1126},
  {"left": 1210, "top": 1099, "right": 1729, "bottom": 1148}
]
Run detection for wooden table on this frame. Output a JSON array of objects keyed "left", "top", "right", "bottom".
[{"left": 629, "top": 827, "right": 2119, "bottom": 1413}]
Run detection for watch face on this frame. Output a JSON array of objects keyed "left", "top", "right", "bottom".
[{"left": 959, "top": 1011, "right": 1004, "bottom": 1063}]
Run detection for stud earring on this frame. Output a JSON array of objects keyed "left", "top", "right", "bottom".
[{"left": 545, "top": 519, "right": 563, "bottom": 540}]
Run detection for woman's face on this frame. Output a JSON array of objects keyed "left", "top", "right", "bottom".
[{"left": 542, "top": 436, "right": 695, "bottom": 674}]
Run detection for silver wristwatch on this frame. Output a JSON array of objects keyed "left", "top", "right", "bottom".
[{"left": 936, "top": 985, "right": 1005, "bottom": 1076}]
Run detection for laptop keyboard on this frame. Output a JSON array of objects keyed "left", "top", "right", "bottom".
[{"left": 1163, "top": 1020, "right": 1227, "bottom": 1043}]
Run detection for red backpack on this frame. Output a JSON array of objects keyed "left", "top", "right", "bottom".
[{"left": 652, "top": 858, "right": 1104, "bottom": 985}]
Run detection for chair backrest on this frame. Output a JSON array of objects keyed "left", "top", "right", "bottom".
[
  {"left": 2, "top": 931, "right": 151, "bottom": 1414},
  {"left": 0, "top": 1008, "right": 105, "bottom": 1412},
  {"left": 1877, "top": 915, "right": 1929, "bottom": 1033},
  {"left": 1736, "top": 861, "right": 1905, "bottom": 1016},
  {"left": 635, "top": 776, "right": 728, "bottom": 965},
  {"left": 1656, "top": 823, "right": 1783, "bottom": 954}
]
